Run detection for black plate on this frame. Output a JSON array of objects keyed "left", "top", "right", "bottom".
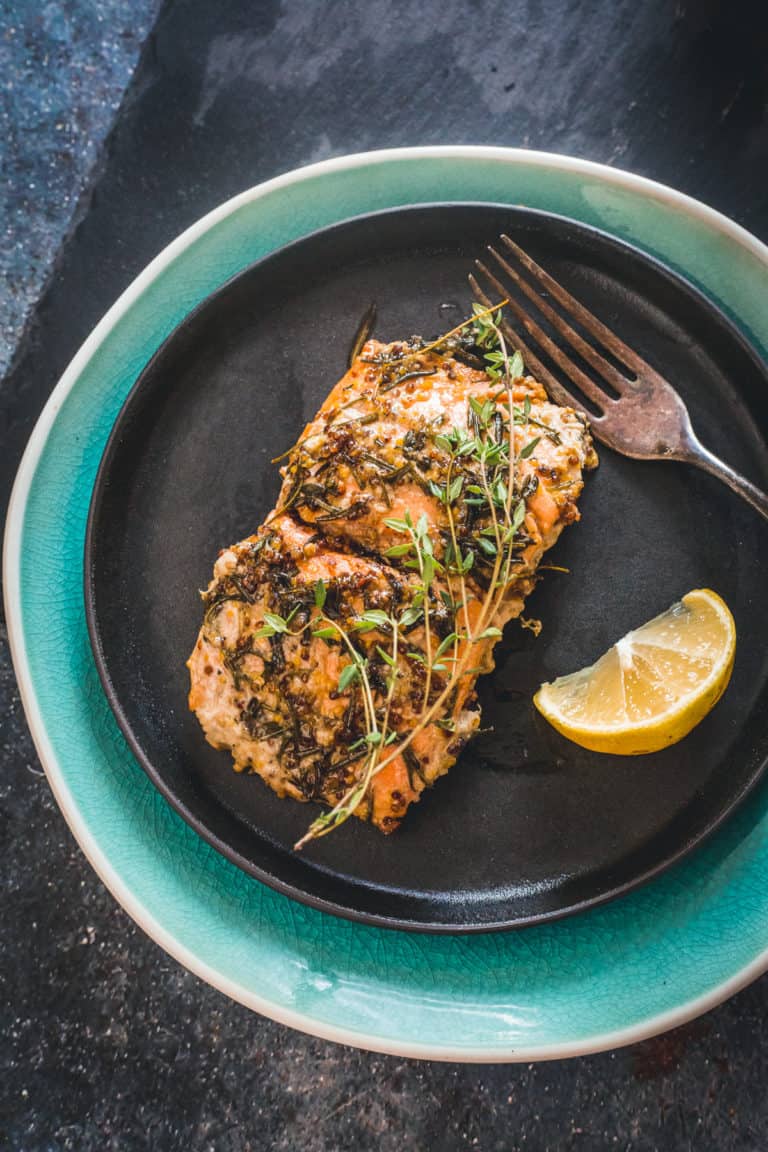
[{"left": 85, "top": 204, "right": 768, "bottom": 932}]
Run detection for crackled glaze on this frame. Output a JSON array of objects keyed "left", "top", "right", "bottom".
[{"left": 6, "top": 148, "right": 768, "bottom": 1060}]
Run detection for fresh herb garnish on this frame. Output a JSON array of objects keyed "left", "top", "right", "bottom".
[
  {"left": 289, "top": 302, "right": 548, "bottom": 849},
  {"left": 212, "top": 302, "right": 558, "bottom": 849}
]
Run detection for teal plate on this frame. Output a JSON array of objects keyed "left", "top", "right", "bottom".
[{"left": 6, "top": 148, "right": 768, "bottom": 1060}]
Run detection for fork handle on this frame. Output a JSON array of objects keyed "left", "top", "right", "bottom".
[{"left": 683, "top": 437, "right": 768, "bottom": 521}]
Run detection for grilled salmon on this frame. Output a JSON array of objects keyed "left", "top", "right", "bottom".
[{"left": 188, "top": 329, "right": 597, "bottom": 842}]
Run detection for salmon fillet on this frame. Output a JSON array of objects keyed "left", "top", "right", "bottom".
[{"left": 188, "top": 333, "right": 597, "bottom": 842}]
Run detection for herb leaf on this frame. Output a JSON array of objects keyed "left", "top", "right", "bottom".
[
  {"left": 434, "top": 632, "right": 458, "bottom": 659},
  {"left": 509, "top": 350, "right": 525, "bottom": 378},
  {"left": 338, "top": 663, "right": 360, "bottom": 692},
  {"left": 399, "top": 605, "right": 423, "bottom": 628},
  {"left": 518, "top": 436, "right": 541, "bottom": 459}
]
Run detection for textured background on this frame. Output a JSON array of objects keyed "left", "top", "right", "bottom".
[
  {"left": 0, "top": 0, "right": 161, "bottom": 376},
  {"left": 2, "top": 1, "right": 768, "bottom": 1149}
]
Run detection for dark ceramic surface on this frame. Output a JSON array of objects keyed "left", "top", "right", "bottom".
[
  {"left": 86, "top": 203, "right": 768, "bottom": 931},
  {"left": 5, "top": 0, "right": 768, "bottom": 1146}
]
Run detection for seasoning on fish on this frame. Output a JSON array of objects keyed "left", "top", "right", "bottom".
[{"left": 188, "top": 311, "right": 597, "bottom": 845}]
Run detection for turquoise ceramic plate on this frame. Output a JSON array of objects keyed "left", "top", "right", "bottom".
[{"left": 6, "top": 148, "right": 768, "bottom": 1061}]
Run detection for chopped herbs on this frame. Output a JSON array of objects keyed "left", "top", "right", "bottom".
[
  {"left": 197, "top": 297, "right": 585, "bottom": 852},
  {"left": 379, "top": 368, "right": 436, "bottom": 394}
]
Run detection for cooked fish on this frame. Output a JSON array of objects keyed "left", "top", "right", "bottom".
[{"left": 188, "top": 332, "right": 597, "bottom": 840}]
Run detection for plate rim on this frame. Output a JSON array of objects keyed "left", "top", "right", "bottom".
[
  {"left": 5, "top": 145, "right": 768, "bottom": 1061},
  {"left": 83, "top": 197, "right": 768, "bottom": 934}
]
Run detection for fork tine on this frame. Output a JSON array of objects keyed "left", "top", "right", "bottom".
[
  {"left": 474, "top": 259, "right": 612, "bottom": 411},
  {"left": 488, "top": 245, "right": 631, "bottom": 395},
  {"left": 468, "top": 273, "right": 593, "bottom": 416},
  {"left": 499, "top": 233, "right": 647, "bottom": 377}
]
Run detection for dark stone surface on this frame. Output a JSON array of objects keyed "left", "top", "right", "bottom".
[
  {"left": 2, "top": 0, "right": 768, "bottom": 1148},
  {"left": 0, "top": 0, "right": 160, "bottom": 376}
]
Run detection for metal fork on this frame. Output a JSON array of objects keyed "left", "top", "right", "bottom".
[{"left": 470, "top": 235, "right": 768, "bottom": 521}]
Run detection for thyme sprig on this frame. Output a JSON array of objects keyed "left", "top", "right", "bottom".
[
  {"left": 293, "top": 602, "right": 402, "bottom": 849},
  {"left": 383, "top": 511, "right": 441, "bottom": 708},
  {"left": 292, "top": 302, "right": 545, "bottom": 849}
]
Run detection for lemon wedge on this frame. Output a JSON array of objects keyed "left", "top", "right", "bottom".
[{"left": 534, "top": 589, "right": 736, "bottom": 754}]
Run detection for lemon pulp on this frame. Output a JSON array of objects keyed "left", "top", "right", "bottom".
[{"left": 533, "top": 589, "right": 736, "bottom": 755}]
